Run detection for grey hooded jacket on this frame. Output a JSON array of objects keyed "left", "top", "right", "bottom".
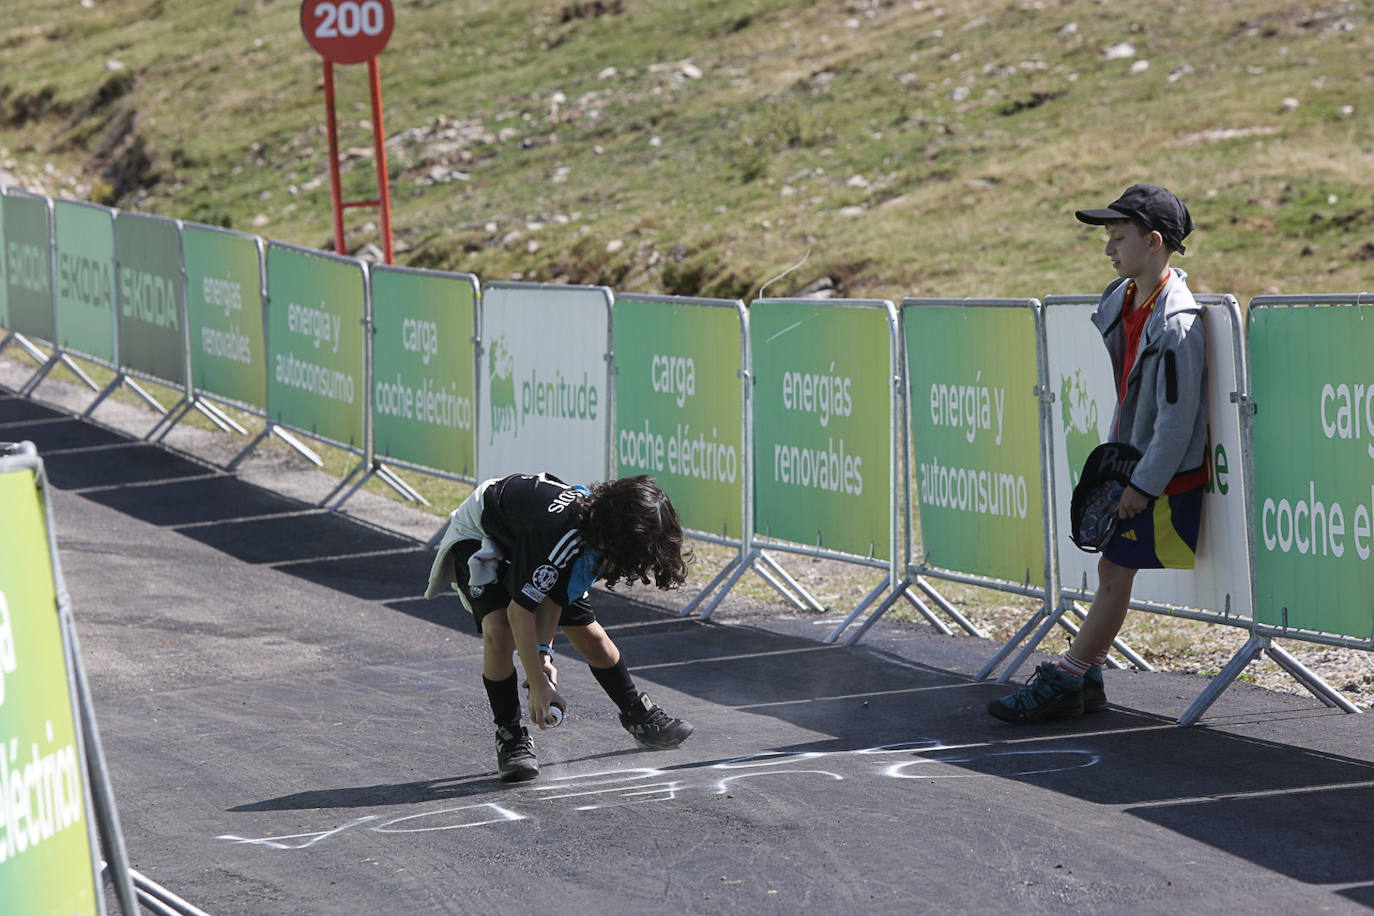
[{"left": 1090, "top": 268, "right": 1208, "bottom": 498}]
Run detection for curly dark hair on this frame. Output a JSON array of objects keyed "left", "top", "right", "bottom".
[{"left": 572, "top": 475, "right": 691, "bottom": 590}]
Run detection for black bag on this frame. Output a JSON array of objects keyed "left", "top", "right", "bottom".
[{"left": 1070, "top": 442, "right": 1144, "bottom": 552}]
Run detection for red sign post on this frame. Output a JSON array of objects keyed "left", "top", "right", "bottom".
[{"left": 300, "top": 0, "right": 396, "bottom": 263}]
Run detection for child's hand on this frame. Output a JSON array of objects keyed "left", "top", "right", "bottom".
[
  {"left": 528, "top": 679, "right": 567, "bottom": 730},
  {"left": 1117, "top": 486, "right": 1149, "bottom": 519}
]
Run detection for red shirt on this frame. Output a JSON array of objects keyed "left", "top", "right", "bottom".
[
  {"left": 1117, "top": 275, "right": 1166, "bottom": 403},
  {"left": 1117, "top": 274, "right": 1209, "bottom": 495}
]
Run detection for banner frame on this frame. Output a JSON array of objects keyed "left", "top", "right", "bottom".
[
  {"left": 110, "top": 210, "right": 197, "bottom": 440},
  {"left": 2, "top": 189, "right": 101, "bottom": 397},
  {"left": 332, "top": 262, "right": 482, "bottom": 511},
  {"left": 742, "top": 296, "right": 902, "bottom": 628},
  {"left": 609, "top": 292, "right": 759, "bottom": 618},
  {"left": 476, "top": 280, "right": 615, "bottom": 487},
  {"left": 1178, "top": 294, "right": 1372, "bottom": 724},
  {"left": 234, "top": 240, "right": 370, "bottom": 488},
  {"left": 163, "top": 220, "right": 273, "bottom": 446},
  {"left": 0, "top": 440, "right": 138, "bottom": 915},
  {"left": 832, "top": 298, "right": 1057, "bottom": 648}
]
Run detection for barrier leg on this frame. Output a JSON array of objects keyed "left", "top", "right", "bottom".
[
  {"left": 915, "top": 576, "right": 985, "bottom": 638},
  {"left": 900, "top": 588, "right": 955, "bottom": 636},
  {"left": 993, "top": 600, "right": 1069, "bottom": 683},
  {"left": 227, "top": 427, "right": 272, "bottom": 470},
  {"left": 698, "top": 549, "right": 758, "bottom": 620},
  {"left": 195, "top": 398, "right": 248, "bottom": 435},
  {"left": 19, "top": 352, "right": 64, "bottom": 397},
  {"left": 81, "top": 375, "right": 123, "bottom": 418},
  {"left": 1177, "top": 634, "right": 1265, "bottom": 726},
  {"left": 678, "top": 553, "right": 742, "bottom": 617},
  {"left": 7, "top": 331, "right": 52, "bottom": 365},
  {"left": 1265, "top": 641, "right": 1361, "bottom": 714},
  {"left": 121, "top": 376, "right": 167, "bottom": 414},
  {"left": 836, "top": 578, "right": 913, "bottom": 645},
  {"left": 127, "top": 866, "right": 214, "bottom": 916},
  {"left": 977, "top": 606, "right": 1052, "bottom": 680},
  {"left": 752, "top": 560, "right": 810, "bottom": 612},
  {"left": 324, "top": 457, "right": 370, "bottom": 508},
  {"left": 757, "top": 551, "right": 825, "bottom": 612},
  {"left": 58, "top": 353, "right": 100, "bottom": 392},
  {"left": 152, "top": 399, "right": 198, "bottom": 443},
  {"left": 270, "top": 426, "right": 324, "bottom": 466},
  {"left": 375, "top": 461, "right": 431, "bottom": 507}
]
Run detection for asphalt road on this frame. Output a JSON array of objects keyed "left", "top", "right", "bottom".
[{"left": 3, "top": 368, "right": 1373, "bottom": 915}]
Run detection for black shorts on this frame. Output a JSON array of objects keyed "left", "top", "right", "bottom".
[{"left": 448, "top": 539, "right": 596, "bottom": 633}]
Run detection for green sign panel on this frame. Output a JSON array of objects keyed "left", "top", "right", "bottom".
[
  {"left": 0, "top": 468, "right": 100, "bottom": 914},
  {"left": 3, "top": 194, "right": 54, "bottom": 343},
  {"left": 183, "top": 225, "right": 267, "bottom": 410},
  {"left": 115, "top": 212, "right": 185, "bottom": 385},
  {"left": 54, "top": 200, "right": 116, "bottom": 364},
  {"left": 370, "top": 266, "right": 477, "bottom": 477},
  {"left": 265, "top": 245, "right": 365, "bottom": 447},
  {"left": 1251, "top": 303, "right": 1374, "bottom": 638},
  {"left": 751, "top": 299, "right": 894, "bottom": 560},
  {"left": 613, "top": 296, "right": 745, "bottom": 539},
  {"left": 904, "top": 304, "right": 1044, "bottom": 585},
  {"left": 0, "top": 198, "right": 7, "bottom": 329}
]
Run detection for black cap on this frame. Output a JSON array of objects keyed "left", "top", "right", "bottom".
[{"left": 1075, "top": 183, "right": 1195, "bottom": 255}]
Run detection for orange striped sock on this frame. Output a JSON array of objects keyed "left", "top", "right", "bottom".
[{"left": 1057, "top": 652, "right": 1091, "bottom": 678}]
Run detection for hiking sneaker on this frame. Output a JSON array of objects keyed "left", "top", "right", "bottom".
[
  {"left": 619, "top": 693, "right": 694, "bottom": 750},
  {"left": 495, "top": 724, "right": 539, "bottom": 783},
  {"left": 1083, "top": 665, "right": 1108, "bottom": 713},
  {"left": 987, "top": 662, "right": 1085, "bottom": 724}
]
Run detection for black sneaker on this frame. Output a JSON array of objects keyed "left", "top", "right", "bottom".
[
  {"left": 619, "top": 693, "right": 694, "bottom": 750},
  {"left": 1083, "top": 666, "right": 1108, "bottom": 713},
  {"left": 495, "top": 724, "right": 538, "bottom": 783},
  {"left": 987, "top": 662, "right": 1085, "bottom": 724}
]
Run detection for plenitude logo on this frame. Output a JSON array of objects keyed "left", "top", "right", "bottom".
[{"left": 487, "top": 334, "right": 600, "bottom": 443}]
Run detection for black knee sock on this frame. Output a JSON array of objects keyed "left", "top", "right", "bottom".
[
  {"left": 590, "top": 659, "right": 641, "bottom": 713},
  {"left": 483, "top": 672, "right": 521, "bottom": 727}
]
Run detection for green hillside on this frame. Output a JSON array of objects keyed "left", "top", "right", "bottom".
[{"left": 2, "top": 0, "right": 1371, "bottom": 301}]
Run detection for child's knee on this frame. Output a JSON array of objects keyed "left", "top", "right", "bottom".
[{"left": 483, "top": 617, "right": 515, "bottom": 654}]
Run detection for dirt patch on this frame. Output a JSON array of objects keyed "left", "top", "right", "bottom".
[{"left": 559, "top": 1, "right": 624, "bottom": 22}]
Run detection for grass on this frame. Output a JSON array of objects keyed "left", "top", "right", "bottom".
[{"left": 2, "top": 0, "right": 1372, "bottom": 302}]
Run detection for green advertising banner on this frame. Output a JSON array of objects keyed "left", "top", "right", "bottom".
[
  {"left": 0, "top": 466, "right": 101, "bottom": 914},
  {"left": 265, "top": 244, "right": 365, "bottom": 448},
  {"left": 115, "top": 212, "right": 186, "bottom": 385},
  {"left": 3, "top": 193, "right": 55, "bottom": 343},
  {"left": 750, "top": 299, "right": 895, "bottom": 560},
  {"left": 0, "top": 197, "right": 7, "bottom": 329},
  {"left": 613, "top": 295, "right": 745, "bottom": 540},
  {"left": 1251, "top": 301, "right": 1374, "bottom": 638},
  {"left": 183, "top": 225, "right": 267, "bottom": 410},
  {"left": 54, "top": 200, "right": 116, "bottom": 364},
  {"left": 904, "top": 303, "right": 1045, "bottom": 586},
  {"left": 370, "top": 266, "right": 477, "bottom": 478}
]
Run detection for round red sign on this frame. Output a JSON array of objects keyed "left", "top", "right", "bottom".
[{"left": 300, "top": 0, "right": 394, "bottom": 64}]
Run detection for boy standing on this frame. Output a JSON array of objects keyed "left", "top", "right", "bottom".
[
  {"left": 425, "top": 472, "right": 695, "bottom": 781},
  {"left": 989, "top": 184, "right": 1208, "bottom": 723}
]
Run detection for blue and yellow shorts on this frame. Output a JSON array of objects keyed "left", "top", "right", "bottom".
[{"left": 1102, "top": 484, "right": 1204, "bottom": 570}]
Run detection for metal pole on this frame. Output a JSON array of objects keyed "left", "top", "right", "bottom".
[
  {"left": 367, "top": 56, "right": 394, "bottom": 264},
  {"left": 322, "top": 60, "right": 348, "bottom": 256}
]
